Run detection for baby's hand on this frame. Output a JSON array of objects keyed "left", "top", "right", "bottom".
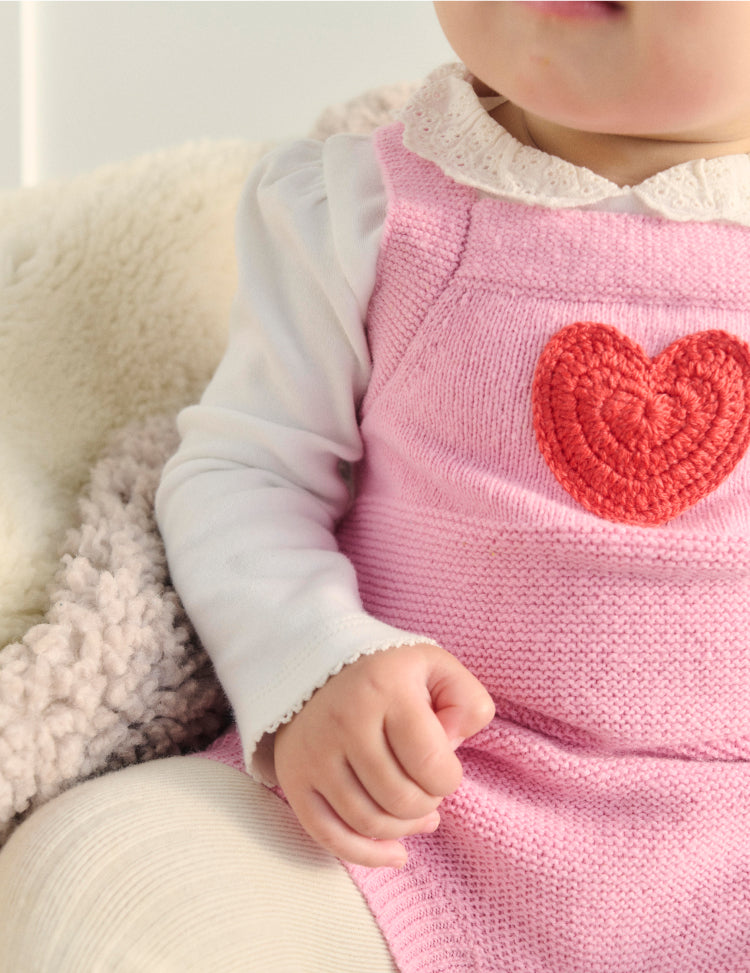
[{"left": 274, "top": 642, "right": 495, "bottom": 868}]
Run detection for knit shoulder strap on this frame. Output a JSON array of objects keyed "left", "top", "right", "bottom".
[
  {"left": 364, "top": 123, "right": 475, "bottom": 403},
  {"left": 374, "top": 121, "right": 476, "bottom": 216}
]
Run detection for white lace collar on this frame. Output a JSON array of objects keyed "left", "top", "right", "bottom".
[{"left": 401, "top": 63, "right": 750, "bottom": 226}]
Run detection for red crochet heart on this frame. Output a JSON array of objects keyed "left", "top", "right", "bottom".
[{"left": 532, "top": 323, "right": 750, "bottom": 526}]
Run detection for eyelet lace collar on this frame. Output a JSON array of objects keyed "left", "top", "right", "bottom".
[{"left": 400, "top": 63, "right": 750, "bottom": 226}]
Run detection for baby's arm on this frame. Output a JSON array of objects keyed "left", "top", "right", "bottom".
[
  {"left": 156, "top": 137, "right": 451, "bottom": 778},
  {"left": 157, "top": 136, "right": 494, "bottom": 866},
  {"left": 275, "top": 642, "right": 495, "bottom": 868}
]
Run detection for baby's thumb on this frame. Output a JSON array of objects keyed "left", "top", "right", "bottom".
[{"left": 428, "top": 655, "right": 495, "bottom": 748}]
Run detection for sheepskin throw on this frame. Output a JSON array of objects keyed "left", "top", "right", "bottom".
[{"left": 0, "top": 82, "right": 413, "bottom": 844}]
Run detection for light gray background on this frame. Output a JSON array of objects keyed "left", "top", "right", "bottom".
[{"left": 2, "top": 1, "right": 454, "bottom": 188}]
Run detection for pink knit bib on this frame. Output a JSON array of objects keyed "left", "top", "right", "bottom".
[{"left": 335, "top": 125, "right": 750, "bottom": 972}]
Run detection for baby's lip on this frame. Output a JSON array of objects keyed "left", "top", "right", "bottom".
[{"left": 518, "top": 1, "right": 627, "bottom": 20}]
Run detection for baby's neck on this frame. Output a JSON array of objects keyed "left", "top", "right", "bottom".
[{"left": 492, "top": 102, "right": 750, "bottom": 187}]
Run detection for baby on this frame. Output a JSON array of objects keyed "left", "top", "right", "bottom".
[{"left": 3, "top": 3, "right": 750, "bottom": 971}]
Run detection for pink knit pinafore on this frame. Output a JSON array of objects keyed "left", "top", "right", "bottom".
[
  {"left": 203, "top": 124, "right": 750, "bottom": 970},
  {"left": 335, "top": 125, "right": 750, "bottom": 972}
]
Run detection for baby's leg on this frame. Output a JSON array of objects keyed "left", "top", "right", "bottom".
[{"left": 0, "top": 755, "right": 397, "bottom": 972}]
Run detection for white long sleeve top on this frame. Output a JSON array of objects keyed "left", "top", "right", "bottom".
[{"left": 155, "top": 64, "right": 750, "bottom": 773}]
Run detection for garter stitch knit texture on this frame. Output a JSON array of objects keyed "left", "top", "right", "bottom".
[
  {"left": 335, "top": 125, "right": 750, "bottom": 972},
  {"left": 205, "top": 123, "right": 750, "bottom": 971}
]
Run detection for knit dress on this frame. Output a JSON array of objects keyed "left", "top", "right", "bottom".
[
  {"left": 191, "top": 76, "right": 750, "bottom": 970},
  {"left": 339, "top": 123, "right": 750, "bottom": 973}
]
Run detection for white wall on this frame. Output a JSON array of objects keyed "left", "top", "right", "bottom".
[
  {"left": 2, "top": 1, "right": 454, "bottom": 189},
  {"left": 0, "top": 3, "right": 21, "bottom": 188}
]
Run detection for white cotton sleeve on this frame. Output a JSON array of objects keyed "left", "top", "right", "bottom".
[{"left": 155, "top": 134, "right": 428, "bottom": 775}]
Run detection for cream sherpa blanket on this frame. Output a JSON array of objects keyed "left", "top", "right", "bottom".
[{"left": 0, "top": 83, "right": 412, "bottom": 844}]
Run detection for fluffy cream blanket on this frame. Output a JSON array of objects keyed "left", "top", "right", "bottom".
[{"left": 0, "top": 83, "right": 412, "bottom": 844}]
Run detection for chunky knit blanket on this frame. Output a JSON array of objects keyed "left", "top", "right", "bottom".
[{"left": 0, "top": 83, "right": 413, "bottom": 845}]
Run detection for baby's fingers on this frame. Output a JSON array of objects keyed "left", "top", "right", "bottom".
[
  {"left": 298, "top": 789, "right": 420, "bottom": 869},
  {"left": 429, "top": 656, "right": 496, "bottom": 745},
  {"left": 323, "top": 759, "right": 441, "bottom": 843},
  {"left": 347, "top": 735, "right": 444, "bottom": 822},
  {"left": 385, "top": 704, "right": 464, "bottom": 799}
]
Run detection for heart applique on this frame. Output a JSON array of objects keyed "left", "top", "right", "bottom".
[{"left": 532, "top": 323, "right": 750, "bottom": 526}]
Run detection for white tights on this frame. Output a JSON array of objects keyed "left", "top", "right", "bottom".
[{"left": 0, "top": 756, "right": 397, "bottom": 972}]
